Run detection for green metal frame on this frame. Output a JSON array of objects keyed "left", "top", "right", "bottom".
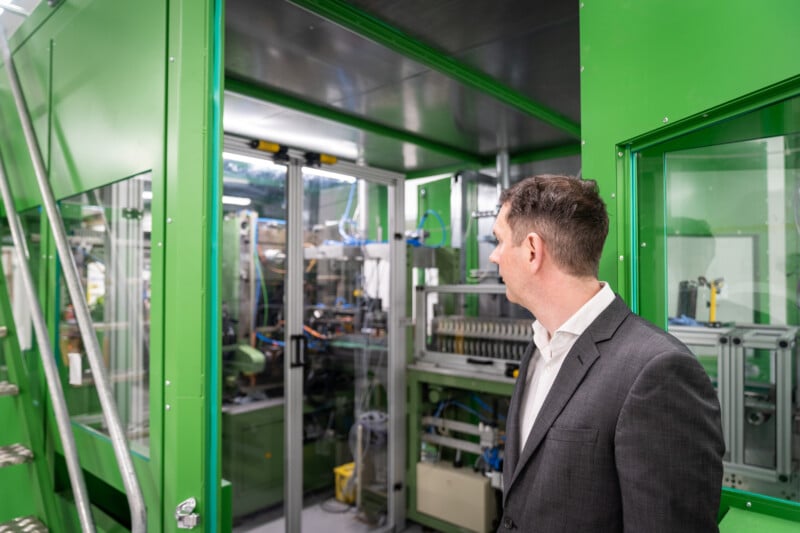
[
  {"left": 164, "top": 0, "right": 222, "bottom": 531},
  {"left": 625, "top": 78, "right": 800, "bottom": 327},
  {"left": 719, "top": 487, "right": 800, "bottom": 523},
  {"left": 288, "top": 0, "right": 580, "bottom": 139}
]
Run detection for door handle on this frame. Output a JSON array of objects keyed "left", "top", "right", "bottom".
[{"left": 290, "top": 334, "right": 306, "bottom": 368}]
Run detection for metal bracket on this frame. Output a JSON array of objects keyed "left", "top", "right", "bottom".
[{"left": 175, "top": 497, "right": 200, "bottom": 529}]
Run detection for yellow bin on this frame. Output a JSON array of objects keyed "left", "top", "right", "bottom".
[{"left": 334, "top": 462, "right": 356, "bottom": 504}]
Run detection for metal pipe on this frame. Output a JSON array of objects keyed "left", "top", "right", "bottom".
[
  {"left": 0, "top": 161, "right": 95, "bottom": 532},
  {"left": 0, "top": 29, "right": 146, "bottom": 533},
  {"left": 496, "top": 150, "right": 510, "bottom": 191}
]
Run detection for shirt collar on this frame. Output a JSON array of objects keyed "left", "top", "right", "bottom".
[{"left": 531, "top": 282, "right": 615, "bottom": 359}]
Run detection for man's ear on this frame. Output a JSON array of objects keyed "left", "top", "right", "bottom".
[{"left": 527, "top": 232, "right": 544, "bottom": 271}]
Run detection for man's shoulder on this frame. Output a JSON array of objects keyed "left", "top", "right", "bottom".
[{"left": 606, "top": 311, "right": 696, "bottom": 361}]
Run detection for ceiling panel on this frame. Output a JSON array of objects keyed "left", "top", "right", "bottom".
[
  {"left": 225, "top": 0, "right": 581, "bottom": 174},
  {"left": 227, "top": 0, "right": 430, "bottom": 106},
  {"left": 334, "top": 70, "right": 576, "bottom": 154},
  {"left": 224, "top": 92, "right": 466, "bottom": 173}
]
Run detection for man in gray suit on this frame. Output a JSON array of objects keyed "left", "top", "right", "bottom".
[{"left": 490, "top": 175, "right": 724, "bottom": 532}]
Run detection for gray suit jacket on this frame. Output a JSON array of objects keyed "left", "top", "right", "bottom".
[{"left": 500, "top": 296, "right": 724, "bottom": 532}]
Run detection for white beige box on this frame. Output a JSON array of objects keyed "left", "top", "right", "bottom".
[{"left": 416, "top": 461, "right": 497, "bottom": 533}]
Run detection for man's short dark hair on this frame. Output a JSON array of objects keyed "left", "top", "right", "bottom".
[{"left": 499, "top": 175, "right": 609, "bottom": 277}]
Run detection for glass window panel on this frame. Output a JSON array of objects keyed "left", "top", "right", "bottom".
[
  {"left": 637, "top": 96, "right": 800, "bottom": 503},
  {"left": 220, "top": 152, "right": 288, "bottom": 520},
  {"left": 58, "top": 173, "right": 151, "bottom": 456}
]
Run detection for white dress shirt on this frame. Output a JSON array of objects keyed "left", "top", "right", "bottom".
[{"left": 519, "top": 282, "right": 616, "bottom": 446}]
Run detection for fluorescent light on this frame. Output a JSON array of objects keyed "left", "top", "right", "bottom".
[
  {"left": 222, "top": 195, "right": 252, "bottom": 206},
  {"left": 223, "top": 151, "right": 282, "bottom": 168},
  {"left": 142, "top": 189, "right": 250, "bottom": 205},
  {"left": 302, "top": 166, "right": 356, "bottom": 183}
]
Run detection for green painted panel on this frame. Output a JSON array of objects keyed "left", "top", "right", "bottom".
[
  {"left": 580, "top": 0, "right": 800, "bottom": 292},
  {"left": 48, "top": 0, "right": 165, "bottom": 199},
  {"left": 720, "top": 507, "right": 799, "bottom": 533},
  {"left": 417, "top": 178, "right": 451, "bottom": 248},
  {"left": 0, "top": 31, "right": 51, "bottom": 212},
  {"left": 0, "top": 464, "right": 38, "bottom": 523},
  {"left": 164, "top": 1, "right": 221, "bottom": 529},
  {"left": 719, "top": 487, "right": 800, "bottom": 523}
]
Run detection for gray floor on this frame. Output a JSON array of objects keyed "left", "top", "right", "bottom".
[{"left": 233, "top": 497, "right": 426, "bottom": 533}]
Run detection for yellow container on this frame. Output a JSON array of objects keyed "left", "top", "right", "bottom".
[{"left": 333, "top": 462, "right": 356, "bottom": 504}]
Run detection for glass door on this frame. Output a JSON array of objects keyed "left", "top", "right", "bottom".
[
  {"left": 219, "top": 141, "right": 404, "bottom": 531},
  {"left": 285, "top": 163, "right": 395, "bottom": 531}
]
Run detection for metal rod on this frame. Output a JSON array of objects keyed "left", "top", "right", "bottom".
[
  {"left": 0, "top": 160, "right": 95, "bottom": 532},
  {"left": 0, "top": 29, "right": 146, "bottom": 533}
]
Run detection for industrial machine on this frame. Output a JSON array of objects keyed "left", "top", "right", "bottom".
[
  {"left": 670, "top": 324, "right": 800, "bottom": 501},
  {"left": 404, "top": 172, "right": 536, "bottom": 533}
]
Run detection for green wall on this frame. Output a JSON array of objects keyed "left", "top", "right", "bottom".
[
  {"left": 580, "top": 0, "right": 800, "bottom": 298},
  {"left": 0, "top": 0, "right": 222, "bottom": 531}
]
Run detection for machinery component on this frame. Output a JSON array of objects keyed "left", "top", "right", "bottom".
[
  {"left": 671, "top": 324, "right": 800, "bottom": 499},
  {"left": 698, "top": 276, "right": 725, "bottom": 325},
  {"left": 175, "top": 497, "right": 199, "bottom": 529},
  {"left": 415, "top": 284, "right": 531, "bottom": 378}
]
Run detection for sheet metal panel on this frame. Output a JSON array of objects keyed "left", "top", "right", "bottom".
[
  {"left": 348, "top": 0, "right": 580, "bottom": 123},
  {"left": 226, "top": 0, "right": 429, "bottom": 104},
  {"left": 225, "top": 0, "right": 580, "bottom": 170},
  {"left": 224, "top": 92, "right": 468, "bottom": 172}
]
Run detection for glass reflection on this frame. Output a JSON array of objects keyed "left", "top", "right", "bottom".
[
  {"left": 58, "top": 173, "right": 151, "bottom": 456},
  {"left": 646, "top": 128, "right": 800, "bottom": 503},
  {"left": 219, "top": 151, "right": 392, "bottom": 528}
]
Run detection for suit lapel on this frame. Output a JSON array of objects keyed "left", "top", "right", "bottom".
[
  {"left": 503, "top": 341, "right": 534, "bottom": 504},
  {"left": 505, "top": 296, "right": 631, "bottom": 496}
]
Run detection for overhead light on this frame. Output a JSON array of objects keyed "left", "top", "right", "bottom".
[
  {"left": 143, "top": 188, "right": 251, "bottom": 205},
  {"left": 223, "top": 151, "right": 282, "bottom": 168},
  {"left": 222, "top": 195, "right": 252, "bottom": 206},
  {"left": 302, "top": 166, "right": 356, "bottom": 183}
]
